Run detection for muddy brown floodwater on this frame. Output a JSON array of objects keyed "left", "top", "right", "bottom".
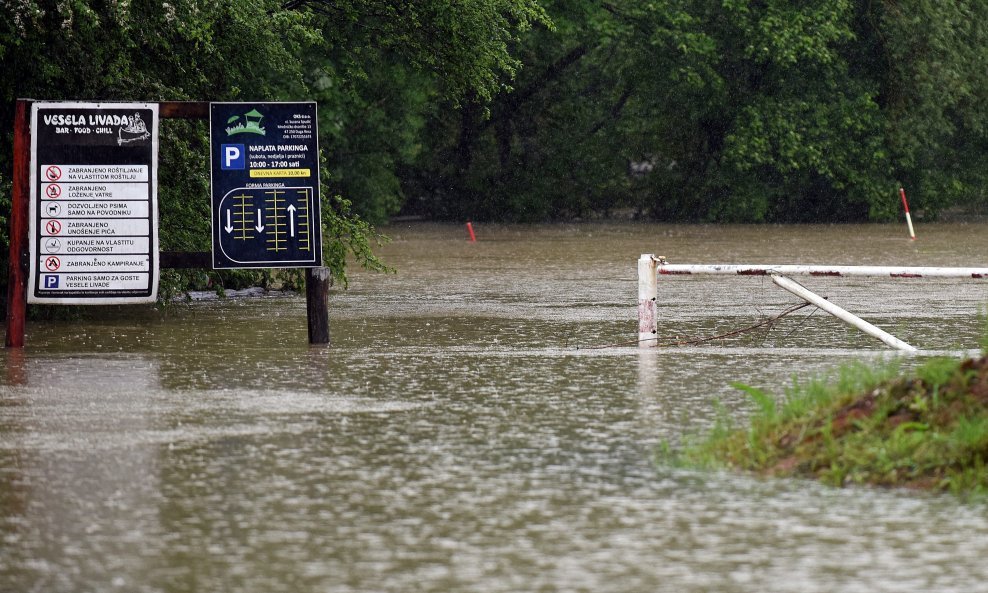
[{"left": 2, "top": 222, "right": 988, "bottom": 592}]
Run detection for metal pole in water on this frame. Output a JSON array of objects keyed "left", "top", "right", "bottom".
[
  {"left": 771, "top": 274, "right": 917, "bottom": 352},
  {"left": 638, "top": 254, "right": 658, "bottom": 347}
]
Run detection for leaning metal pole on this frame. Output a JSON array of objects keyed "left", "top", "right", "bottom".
[{"left": 770, "top": 274, "right": 917, "bottom": 352}]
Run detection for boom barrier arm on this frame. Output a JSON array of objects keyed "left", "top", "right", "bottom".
[
  {"left": 656, "top": 263, "right": 988, "bottom": 279},
  {"left": 636, "top": 254, "right": 988, "bottom": 350}
]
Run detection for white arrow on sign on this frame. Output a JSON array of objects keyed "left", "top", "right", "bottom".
[
  {"left": 224, "top": 210, "right": 234, "bottom": 233},
  {"left": 287, "top": 204, "right": 297, "bottom": 238},
  {"left": 255, "top": 208, "right": 264, "bottom": 232}
]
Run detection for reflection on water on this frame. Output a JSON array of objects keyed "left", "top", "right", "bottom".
[
  {"left": 2, "top": 223, "right": 988, "bottom": 593},
  {"left": 0, "top": 358, "right": 162, "bottom": 592}
]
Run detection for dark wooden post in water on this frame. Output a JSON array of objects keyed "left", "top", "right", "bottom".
[
  {"left": 5, "top": 99, "right": 31, "bottom": 348},
  {"left": 305, "top": 268, "right": 331, "bottom": 345},
  {"left": 4, "top": 99, "right": 330, "bottom": 347}
]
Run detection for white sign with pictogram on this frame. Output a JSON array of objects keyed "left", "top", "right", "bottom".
[{"left": 28, "top": 102, "right": 159, "bottom": 304}]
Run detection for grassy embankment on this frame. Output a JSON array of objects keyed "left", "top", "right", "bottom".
[{"left": 680, "top": 346, "right": 988, "bottom": 497}]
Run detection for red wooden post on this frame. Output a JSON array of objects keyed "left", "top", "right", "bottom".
[{"left": 5, "top": 99, "right": 30, "bottom": 348}]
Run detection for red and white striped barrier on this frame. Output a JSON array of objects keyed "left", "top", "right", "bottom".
[{"left": 655, "top": 263, "right": 988, "bottom": 279}]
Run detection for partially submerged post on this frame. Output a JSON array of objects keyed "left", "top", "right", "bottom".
[
  {"left": 305, "top": 267, "right": 331, "bottom": 344},
  {"left": 638, "top": 254, "right": 658, "bottom": 346}
]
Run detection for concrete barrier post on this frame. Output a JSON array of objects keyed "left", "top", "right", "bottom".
[{"left": 638, "top": 254, "right": 658, "bottom": 347}]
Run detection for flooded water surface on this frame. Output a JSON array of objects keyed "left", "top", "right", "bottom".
[{"left": 3, "top": 223, "right": 988, "bottom": 592}]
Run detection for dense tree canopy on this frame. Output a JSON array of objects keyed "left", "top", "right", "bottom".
[
  {"left": 3, "top": 0, "right": 988, "bottom": 301},
  {"left": 402, "top": 0, "right": 988, "bottom": 223},
  {"left": 0, "top": 0, "right": 545, "bottom": 297}
]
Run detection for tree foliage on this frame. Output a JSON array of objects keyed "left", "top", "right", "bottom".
[
  {"left": 293, "top": 0, "right": 549, "bottom": 222},
  {"left": 4, "top": 0, "right": 988, "bottom": 291},
  {"left": 869, "top": 0, "right": 988, "bottom": 218},
  {"left": 404, "top": 0, "right": 988, "bottom": 223},
  {"left": 0, "top": 0, "right": 545, "bottom": 302},
  {"left": 0, "top": 0, "right": 323, "bottom": 299}
]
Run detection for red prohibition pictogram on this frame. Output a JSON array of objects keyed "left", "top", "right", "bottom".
[
  {"left": 45, "top": 165, "right": 62, "bottom": 181},
  {"left": 44, "top": 256, "right": 61, "bottom": 272},
  {"left": 45, "top": 183, "right": 61, "bottom": 198},
  {"left": 45, "top": 219, "right": 62, "bottom": 235}
]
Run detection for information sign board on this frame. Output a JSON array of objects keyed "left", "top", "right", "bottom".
[
  {"left": 209, "top": 102, "right": 322, "bottom": 269},
  {"left": 28, "top": 102, "right": 159, "bottom": 304}
]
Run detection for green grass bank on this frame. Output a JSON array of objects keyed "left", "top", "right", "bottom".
[{"left": 680, "top": 355, "right": 988, "bottom": 497}]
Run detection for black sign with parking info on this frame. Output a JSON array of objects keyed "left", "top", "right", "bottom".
[
  {"left": 209, "top": 102, "right": 322, "bottom": 269},
  {"left": 28, "top": 102, "right": 159, "bottom": 304}
]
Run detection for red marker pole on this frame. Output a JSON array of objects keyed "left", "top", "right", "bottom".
[
  {"left": 899, "top": 187, "right": 916, "bottom": 240},
  {"left": 466, "top": 221, "right": 476, "bottom": 242},
  {"left": 5, "top": 99, "right": 30, "bottom": 348}
]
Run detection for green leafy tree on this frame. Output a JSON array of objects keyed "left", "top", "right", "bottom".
[
  {"left": 698, "top": 0, "right": 891, "bottom": 221},
  {"left": 862, "top": 0, "right": 988, "bottom": 218},
  {"left": 1, "top": 0, "right": 547, "bottom": 304},
  {"left": 403, "top": 1, "right": 629, "bottom": 221},
  {"left": 709, "top": 0, "right": 988, "bottom": 220},
  {"left": 0, "top": 0, "right": 327, "bottom": 300},
  {"left": 290, "top": 0, "right": 549, "bottom": 223},
  {"left": 407, "top": 0, "right": 988, "bottom": 223}
]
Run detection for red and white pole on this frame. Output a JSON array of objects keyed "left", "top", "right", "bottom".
[
  {"left": 899, "top": 187, "right": 916, "bottom": 241},
  {"left": 466, "top": 221, "right": 476, "bottom": 242}
]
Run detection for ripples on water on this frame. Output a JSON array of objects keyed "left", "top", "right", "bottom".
[{"left": 2, "top": 223, "right": 988, "bottom": 592}]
